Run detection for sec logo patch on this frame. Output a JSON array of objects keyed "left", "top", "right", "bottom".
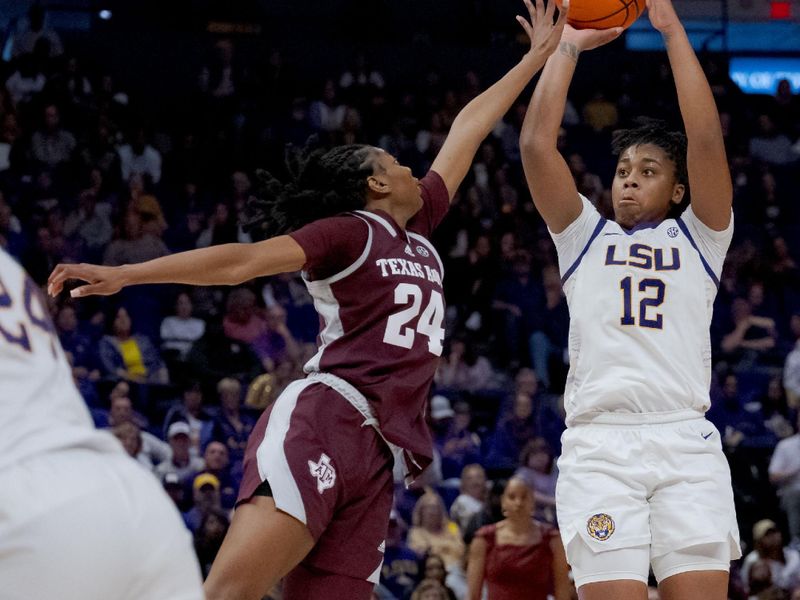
[{"left": 587, "top": 513, "right": 615, "bottom": 541}]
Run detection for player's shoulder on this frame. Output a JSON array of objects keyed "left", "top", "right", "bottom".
[{"left": 0, "top": 249, "right": 26, "bottom": 290}]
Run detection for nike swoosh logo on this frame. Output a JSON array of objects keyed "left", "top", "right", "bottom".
[{"left": 702, "top": 432, "right": 713, "bottom": 440}]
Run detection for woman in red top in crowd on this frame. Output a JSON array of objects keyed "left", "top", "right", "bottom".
[{"left": 466, "top": 476, "right": 573, "bottom": 600}]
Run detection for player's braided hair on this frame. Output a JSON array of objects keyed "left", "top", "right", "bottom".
[
  {"left": 242, "top": 142, "right": 376, "bottom": 238},
  {"left": 611, "top": 118, "right": 689, "bottom": 217}
]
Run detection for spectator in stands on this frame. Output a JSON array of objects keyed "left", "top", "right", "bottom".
[
  {"left": 111, "top": 419, "right": 169, "bottom": 471},
  {"left": 783, "top": 312, "right": 800, "bottom": 409},
  {"left": 746, "top": 558, "right": 786, "bottom": 600},
  {"left": 410, "top": 578, "right": 450, "bottom": 600},
  {"left": 160, "top": 291, "right": 206, "bottom": 366},
  {"left": 4, "top": 54, "right": 46, "bottom": 106},
  {"left": 741, "top": 519, "right": 800, "bottom": 592},
  {"left": 118, "top": 126, "right": 162, "bottom": 184},
  {"left": 380, "top": 510, "right": 419, "bottom": 600},
  {"left": 196, "top": 201, "right": 251, "bottom": 248},
  {"left": 449, "top": 464, "right": 487, "bottom": 532},
  {"left": 98, "top": 305, "right": 167, "bottom": 384},
  {"left": 309, "top": 79, "right": 347, "bottom": 137},
  {"left": 103, "top": 207, "right": 170, "bottom": 267},
  {"left": 435, "top": 336, "right": 498, "bottom": 394},
  {"left": 528, "top": 265, "right": 569, "bottom": 391},
  {"left": 514, "top": 438, "right": 557, "bottom": 524},
  {"left": 63, "top": 189, "right": 113, "bottom": 261},
  {"left": 200, "top": 441, "right": 238, "bottom": 509},
  {"left": 769, "top": 412, "right": 800, "bottom": 549},
  {"left": 491, "top": 250, "right": 543, "bottom": 367},
  {"left": 417, "top": 554, "right": 458, "bottom": 600},
  {"left": 721, "top": 297, "right": 778, "bottom": 368},
  {"left": 11, "top": 4, "right": 63, "bottom": 58},
  {"left": 484, "top": 391, "right": 537, "bottom": 472},
  {"left": 749, "top": 114, "right": 796, "bottom": 167},
  {"left": 163, "top": 381, "right": 214, "bottom": 455},
  {"left": 194, "top": 508, "right": 230, "bottom": 579},
  {"left": 222, "top": 287, "right": 300, "bottom": 371},
  {"left": 155, "top": 421, "right": 206, "bottom": 484},
  {"left": 434, "top": 399, "right": 482, "bottom": 482},
  {"left": 210, "top": 377, "right": 255, "bottom": 474},
  {"left": 31, "top": 104, "right": 76, "bottom": 170},
  {"left": 183, "top": 472, "right": 224, "bottom": 533},
  {"left": 408, "top": 490, "right": 465, "bottom": 571},
  {"left": 56, "top": 304, "right": 99, "bottom": 379},
  {"left": 466, "top": 476, "right": 571, "bottom": 600}
]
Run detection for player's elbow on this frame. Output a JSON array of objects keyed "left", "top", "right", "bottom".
[{"left": 520, "top": 131, "right": 554, "bottom": 156}]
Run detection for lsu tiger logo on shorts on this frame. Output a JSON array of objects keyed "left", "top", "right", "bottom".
[{"left": 587, "top": 513, "right": 615, "bottom": 541}]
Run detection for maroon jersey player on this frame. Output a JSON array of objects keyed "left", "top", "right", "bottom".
[{"left": 48, "top": 2, "right": 568, "bottom": 598}]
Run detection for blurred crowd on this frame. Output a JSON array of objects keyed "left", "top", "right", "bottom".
[{"left": 2, "top": 5, "right": 800, "bottom": 599}]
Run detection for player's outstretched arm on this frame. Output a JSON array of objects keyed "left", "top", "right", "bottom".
[
  {"left": 649, "top": 0, "right": 732, "bottom": 231},
  {"left": 47, "top": 236, "right": 306, "bottom": 298},
  {"left": 431, "top": 0, "right": 568, "bottom": 199},
  {"left": 520, "top": 25, "right": 622, "bottom": 233}
]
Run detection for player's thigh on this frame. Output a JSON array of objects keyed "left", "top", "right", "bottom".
[
  {"left": 204, "top": 496, "right": 315, "bottom": 600},
  {"left": 658, "top": 569, "right": 729, "bottom": 600},
  {"left": 578, "top": 578, "right": 649, "bottom": 600}
]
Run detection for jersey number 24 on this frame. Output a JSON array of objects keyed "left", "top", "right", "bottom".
[{"left": 383, "top": 283, "right": 445, "bottom": 356}]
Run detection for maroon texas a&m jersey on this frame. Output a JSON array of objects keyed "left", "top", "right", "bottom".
[{"left": 289, "top": 171, "right": 450, "bottom": 473}]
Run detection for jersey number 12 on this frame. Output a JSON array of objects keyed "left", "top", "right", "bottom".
[
  {"left": 383, "top": 283, "right": 445, "bottom": 356},
  {"left": 620, "top": 276, "right": 665, "bottom": 330}
]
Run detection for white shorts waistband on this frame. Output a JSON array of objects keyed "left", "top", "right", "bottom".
[{"left": 569, "top": 408, "right": 705, "bottom": 427}]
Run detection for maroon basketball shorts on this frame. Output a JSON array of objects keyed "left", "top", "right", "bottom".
[{"left": 239, "top": 377, "right": 395, "bottom": 592}]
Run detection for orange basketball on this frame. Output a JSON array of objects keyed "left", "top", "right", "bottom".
[{"left": 556, "top": 0, "right": 647, "bottom": 30}]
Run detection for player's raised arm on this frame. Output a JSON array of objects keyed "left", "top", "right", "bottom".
[
  {"left": 431, "top": 0, "right": 568, "bottom": 199},
  {"left": 47, "top": 236, "right": 306, "bottom": 298},
  {"left": 520, "top": 25, "right": 622, "bottom": 233},
  {"left": 648, "top": 0, "right": 732, "bottom": 231}
]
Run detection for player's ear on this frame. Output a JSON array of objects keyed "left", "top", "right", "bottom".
[
  {"left": 671, "top": 183, "right": 685, "bottom": 205},
  {"left": 367, "top": 174, "right": 391, "bottom": 195}
]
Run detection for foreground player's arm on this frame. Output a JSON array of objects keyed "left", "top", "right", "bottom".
[
  {"left": 649, "top": 0, "right": 732, "bottom": 231},
  {"left": 47, "top": 236, "right": 306, "bottom": 297},
  {"left": 520, "top": 25, "right": 621, "bottom": 233},
  {"left": 465, "top": 536, "right": 487, "bottom": 600},
  {"left": 431, "top": 0, "right": 567, "bottom": 199}
]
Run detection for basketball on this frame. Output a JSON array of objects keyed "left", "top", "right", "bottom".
[{"left": 556, "top": 0, "right": 647, "bottom": 30}]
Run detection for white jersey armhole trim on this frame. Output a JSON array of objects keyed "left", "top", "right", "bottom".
[
  {"left": 303, "top": 216, "right": 373, "bottom": 287},
  {"left": 355, "top": 210, "right": 397, "bottom": 237}
]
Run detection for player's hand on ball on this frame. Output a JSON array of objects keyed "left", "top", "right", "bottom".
[
  {"left": 646, "top": 0, "right": 682, "bottom": 34},
  {"left": 516, "top": 0, "right": 569, "bottom": 59},
  {"left": 561, "top": 23, "right": 624, "bottom": 52},
  {"left": 47, "top": 263, "right": 125, "bottom": 298}
]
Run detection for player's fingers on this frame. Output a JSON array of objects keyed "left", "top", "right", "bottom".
[
  {"left": 544, "top": 0, "right": 556, "bottom": 21},
  {"left": 555, "top": 0, "right": 569, "bottom": 27},
  {"left": 521, "top": 0, "right": 536, "bottom": 24},
  {"left": 70, "top": 283, "right": 109, "bottom": 298},
  {"left": 516, "top": 14, "right": 533, "bottom": 36},
  {"left": 533, "top": 0, "right": 545, "bottom": 20}
]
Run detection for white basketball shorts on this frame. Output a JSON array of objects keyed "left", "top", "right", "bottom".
[
  {"left": 556, "top": 411, "right": 741, "bottom": 588},
  {"left": 0, "top": 448, "right": 204, "bottom": 600}
]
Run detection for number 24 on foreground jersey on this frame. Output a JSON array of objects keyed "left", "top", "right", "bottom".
[
  {"left": 0, "top": 250, "right": 118, "bottom": 471},
  {"left": 551, "top": 196, "right": 734, "bottom": 425}
]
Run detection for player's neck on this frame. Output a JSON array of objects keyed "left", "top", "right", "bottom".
[{"left": 364, "top": 199, "right": 412, "bottom": 230}]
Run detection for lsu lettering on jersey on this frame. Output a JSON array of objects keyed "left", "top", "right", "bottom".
[
  {"left": 0, "top": 250, "right": 119, "bottom": 470},
  {"left": 551, "top": 196, "right": 733, "bottom": 425}
]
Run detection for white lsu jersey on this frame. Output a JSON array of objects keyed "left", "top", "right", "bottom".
[
  {"left": 0, "top": 249, "right": 120, "bottom": 471},
  {"left": 551, "top": 196, "right": 733, "bottom": 426}
]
